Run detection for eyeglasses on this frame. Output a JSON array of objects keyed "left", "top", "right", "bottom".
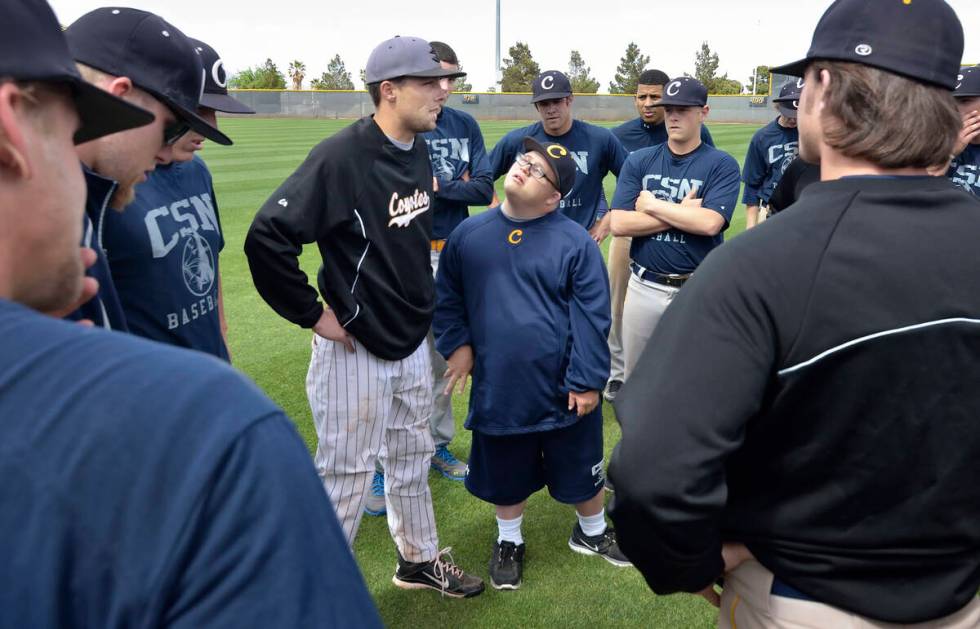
[
  {"left": 163, "top": 120, "right": 190, "bottom": 146},
  {"left": 515, "top": 154, "right": 558, "bottom": 191}
]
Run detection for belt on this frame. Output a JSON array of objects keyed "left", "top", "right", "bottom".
[
  {"left": 431, "top": 239, "right": 446, "bottom": 253},
  {"left": 770, "top": 577, "right": 815, "bottom": 602},
  {"left": 630, "top": 262, "right": 691, "bottom": 288}
]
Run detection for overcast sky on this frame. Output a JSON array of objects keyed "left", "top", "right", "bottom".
[{"left": 51, "top": 0, "right": 980, "bottom": 92}]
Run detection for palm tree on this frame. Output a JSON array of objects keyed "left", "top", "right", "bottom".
[{"left": 288, "top": 60, "right": 306, "bottom": 90}]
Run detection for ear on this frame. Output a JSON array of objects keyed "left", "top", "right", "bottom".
[
  {"left": 548, "top": 189, "right": 562, "bottom": 207},
  {"left": 701, "top": 105, "right": 710, "bottom": 120},
  {"left": 380, "top": 80, "right": 398, "bottom": 104},
  {"left": 0, "top": 83, "right": 34, "bottom": 181},
  {"left": 103, "top": 75, "right": 135, "bottom": 101}
]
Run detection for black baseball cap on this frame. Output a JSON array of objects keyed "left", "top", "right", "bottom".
[
  {"left": 522, "top": 137, "right": 576, "bottom": 198},
  {"left": 189, "top": 38, "right": 254, "bottom": 115},
  {"left": 771, "top": 0, "right": 963, "bottom": 91},
  {"left": 955, "top": 66, "right": 980, "bottom": 99},
  {"left": 656, "top": 77, "right": 708, "bottom": 108},
  {"left": 532, "top": 71, "right": 573, "bottom": 104},
  {"left": 1, "top": 0, "right": 153, "bottom": 145},
  {"left": 66, "top": 7, "right": 233, "bottom": 146},
  {"left": 364, "top": 36, "right": 466, "bottom": 84},
  {"left": 772, "top": 79, "right": 804, "bottom": 119}
]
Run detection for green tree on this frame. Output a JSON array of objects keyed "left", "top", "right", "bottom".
[
  {"left": 311, "top": 54, "right": 355, "bottom": 90},
  {"left": 359, "top": 68, "right": 367, "bottom": 89},
  {"left": 748, "top": 65, "right": 770, "bottom": 94},
  {"left": 694, "top": 42, "right": 720, "bottom": 88},
  {"left": 288, "top": 60, "right": 306, "bottom": 90},
  {"left": 713, "top": 77, "right": 744, "bottom": 95},
  {"left": 228, "top": 58, "right": 286, "bottom": 89},
  {"left": 568, "top": 50, "right": 599, "bottom": 94},
  {"left": 499, "top": 42, "right": 540, "bottom": 92},
  {"left": 453, "top": 64, "right": 473, "bottom": 92},
  {"left": 608, "top": 42, "right": 649, "bottom": 94}
]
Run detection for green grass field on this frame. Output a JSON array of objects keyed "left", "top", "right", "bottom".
[{"left": 203, "top": 117, "right": 760, "bottom": 628}]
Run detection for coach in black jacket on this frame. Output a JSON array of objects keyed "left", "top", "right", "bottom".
[{"left": 609, "top": 0, "right": 980, "bottom": 626}]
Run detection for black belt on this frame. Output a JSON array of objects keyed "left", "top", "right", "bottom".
[
  {"left": 630, "top": 262, "right": 691, "bottom": 288},
  {"left": 770, "top": 577, "right": 815, "bottom": 602}
]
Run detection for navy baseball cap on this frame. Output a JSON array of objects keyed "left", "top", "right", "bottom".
[
  {"left": 365, "top": 36, "right": 466, "bottom": 84},
  {"left": 656, "top": 77, "right": 708, "bottom": 107},
  {"left": 190, "top": 38, "right": 254, "bottom": 115},
  {"left": 66, "top": 7, "right": 233, "bottom": 146},
  {"left": 772, "top": 79, "right": 804, "bottom": 119},
  {"left": 0, "top": 0, "right": 153, "bottom": 145},
  {"left": 532, "top": 71, "right": 573, "bottom": 103},
  {"left": 771, "top": 0, "right": 964, "bottom": 91},
  {"left": 955, "top": 66, "right": 980, "bottom": 98},
  {"left": 522, "top": 137, "right": 576, "bottom": 198}
]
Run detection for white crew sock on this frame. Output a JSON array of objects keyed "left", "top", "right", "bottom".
[
  {"left": 577, "top": 509, "right": 607, "bottom": 538},
  {"left": 496, "top": 514, "right": 524, "bottom": 545}
]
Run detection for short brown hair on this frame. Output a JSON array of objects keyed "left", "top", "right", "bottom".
[
  {"left": 809, "top": 61, "right": 959, "bottom": 169},
  {"left": 367, "top": 78, "right": 404, "bottom": 108}
]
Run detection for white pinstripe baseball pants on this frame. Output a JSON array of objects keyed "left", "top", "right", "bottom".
[{"left": 306, "top": 335, "right": 439, "bottom": 563}]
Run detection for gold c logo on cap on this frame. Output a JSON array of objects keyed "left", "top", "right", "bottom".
[
  {"left": 666, "top": 80, "right": 682, "bottom": 96},
  {"left": 547, "top": 145, "right": 568, "bottom": 158},
  {"left": 541, "top": 75, "right": 555, "bottom": 90},
  {"left": 508, "top": 229, "right": 523, "bottom": 245}
]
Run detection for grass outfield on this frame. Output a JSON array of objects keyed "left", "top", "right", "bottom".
[{"left": 205, "top": 117, "right": 760, "bottom": 628}]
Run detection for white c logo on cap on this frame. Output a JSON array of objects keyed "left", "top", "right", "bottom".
[
  {"left": 666, "top": 80, "right": 681, "bottom": 96},
  {"left": 541, "top": 75, "right": 554, "bottom": 90},
  {"left": 957, "top": 74, "right": 964, "bottom": 89},
  {"left": 212, "top": 60, "right": 227, "bottom": 89},
  {"left": 792, "top": 100, "right": 799, "bottom": 109},
  {"left": 796, "top": 78, "right": 805, "bottom": 89},
  {"left": 855, "top": 44, "right": 873, "bottom": 56}
]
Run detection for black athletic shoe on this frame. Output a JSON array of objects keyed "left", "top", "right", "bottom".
[
  {"left": 489, "top": 540, "right": 525, "bottom": 590},
  {"left": 392, "top": 548, "right": 485, "bottom": 598},
  {"left": 568, "top": 523, "right": 632, "bottom": 567},
  {"left": 603, "top": 379, "right": 623, "bottom": 403},
  {"left": 604, "top": 475, "right": 615, "bottom": 493}
]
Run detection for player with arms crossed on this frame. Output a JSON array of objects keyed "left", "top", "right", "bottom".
[
  {"left": 245, "top": 35, "right": 483, "bottom": 599},
  {"left": 489, "top": 70, "right": 626, "bottom": 242},
  {"left": 604, "top": 69, "right": 715, "bottom": 402},
  {"left": 742, "top": 80, "right": 802, "bottom": 228},
  {"left": 609, "top": 77, "right": 740, "bottom": 378},
  {"left": 435, "top": 138, "right": 628, "bottom": 591}
]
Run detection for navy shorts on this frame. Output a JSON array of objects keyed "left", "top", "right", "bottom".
[{"left": 465, "top": 411, "right": 604, "bottom": 506}]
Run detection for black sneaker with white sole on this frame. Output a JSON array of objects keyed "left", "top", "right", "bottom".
[
  {"left": 489, "top": 540, "right": 525, "bottom": 590},
  {"left": 568, "top": 523, "right": 632, "bottom": 567},
  {"left": 603, "top": 379, "right": 622, "bottom": 402},
  {"left": 392, "top": 548, "right": 485, "bottom": 598}
]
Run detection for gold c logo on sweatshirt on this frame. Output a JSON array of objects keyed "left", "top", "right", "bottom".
[{"left": 507, "top": 229, "right": 523, "bottom": 245}]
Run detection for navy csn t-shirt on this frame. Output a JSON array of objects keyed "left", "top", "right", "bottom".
[
  {"left": 489, "top": 120, "right": 627, "bottom": 230},
  {"left": 104, "top": 156, "right": 228, "bottom": 360},
  {"left": 612, "top": 142, "right": 741, "bottom": 274},
  {"left": 741, "top": 118, "right": 799, "bottom": 205},
  {"left": 0, "top": 299, "right": 381, "bottom": 628},
  {"left": 947, "top": 143, "right": 980, "bottom": 197}
]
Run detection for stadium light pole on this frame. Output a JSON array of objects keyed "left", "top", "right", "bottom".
[{"left": 495, "top": 0, "right": 501, "bottom": 87}]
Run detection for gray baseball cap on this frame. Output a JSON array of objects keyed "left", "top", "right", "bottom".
[{"left": 364, "top": 36, "right": 466, "bottom": 84}]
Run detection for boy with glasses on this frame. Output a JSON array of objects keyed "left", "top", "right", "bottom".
[{"left": 435, "top": 139, "right": 628, "bottom": 591}]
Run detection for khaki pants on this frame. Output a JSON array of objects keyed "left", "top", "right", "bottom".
[
  {"left": 720, "top": 561, "right": 980, "bottom": 629},
  {"left": 606, "top": 236, "right": 632, "bottom": 383},
  {"left": 622, "top": 272, "right": 681, "bottom": 380}
]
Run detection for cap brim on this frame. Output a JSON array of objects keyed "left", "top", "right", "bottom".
[
  {"left": 201, "top": 92, "right": 255, "bottom": 114},
  {"left": 521, "top": 136, "right": 567, "bottom": 197},
  {"left": 776, "top": 104, "right": 798, "bottom": 119},
  {"left": 402, "top": 67, "right": 467, "bottom": 80},
  {"left": 531, "top": 91, "right": 572, "bottom": 103},
  {"left": 770, "top": 58, "right": 808, "bottom": 78},
  {"left": 654, "top": 98, "right": 706, "bottom": 108},
  {"left": 70, "top": 78, "right": 155, "bottom": 145}
]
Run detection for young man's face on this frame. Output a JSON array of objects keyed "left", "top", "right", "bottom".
[
  {"left": 4, "top": 84, "right": 87, "bottom": 311},
  {"left": 663, "top": 105, "right": 706, "bottom": 144},
  {"left": 635, "top": 84, "right": 664, "bottom": 124},
  {"left": 503, "top": 150, "right": 560, "bottom": 208},
  {"left": 440, "top": 61, "right": 458, "bottom": 97},
  {"left": 170, "top": 107, "right": 217, "bottom": 163},
  {"left": 535, "top": 96, "right": 573, "bottom": 135},
  {"left": 391, "top": 76, "right": 449, "bottom": 133},
  {"left": 797, "top": 67, "right": 825, "bottom": 163}
]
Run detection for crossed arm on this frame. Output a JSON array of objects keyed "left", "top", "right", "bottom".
[{"left": 610, "top": 188, "right": 726, "bottom": 238}]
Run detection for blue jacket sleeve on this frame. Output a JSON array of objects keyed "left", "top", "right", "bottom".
[
  {"left": 166, "top": 415, "right": 382, "bottom": 629},
  {"left": 433, "top": 230, "right": 471, "bottom": 358},
  {"left": 703, "top": 157, "right": 742, "bottom": 227},
  {"left": 741, "top": 132, "right": 767, "bottom": 205},
  {"left": 436, "top": 119, "right": 495, "bottom": 205},
  {"left": 564, "top": 240, "right": 611, "bottom": 393},
  {"left": 611, "top": 155, "right": 643, "bottom": 210},
  {"left": 701, "top": 125, "right": 715, "bottom": 147}
]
